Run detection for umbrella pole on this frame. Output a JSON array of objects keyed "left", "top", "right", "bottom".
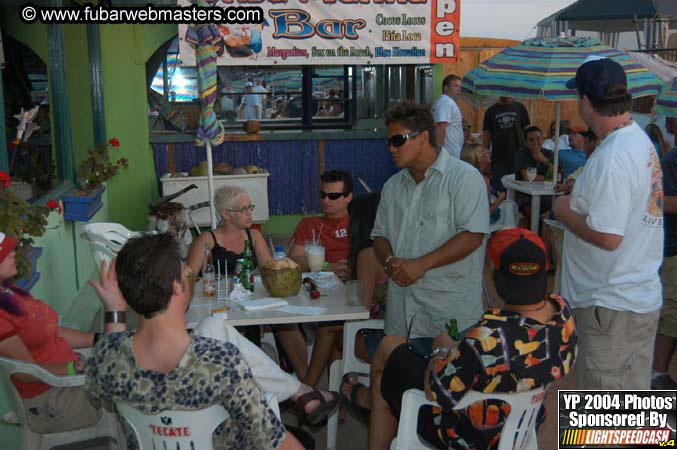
[
  {"left": 552, "top": 102, "right": 561, "bottom": 186},
  {"left": 206, "top": 141, "right": 216, "bottom": 230}
]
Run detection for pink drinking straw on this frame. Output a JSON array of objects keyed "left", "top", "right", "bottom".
[{"left": 317, "top": 224, "right": 324, "bottom": 245}]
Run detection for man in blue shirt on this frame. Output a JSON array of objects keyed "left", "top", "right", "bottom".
[{"left": 558, "top": 127, "right": 588, "bottom": 179}]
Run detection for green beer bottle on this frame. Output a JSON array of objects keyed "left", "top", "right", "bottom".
[{"left": 241, "top": 240, "right": 255, "bottom": 292}]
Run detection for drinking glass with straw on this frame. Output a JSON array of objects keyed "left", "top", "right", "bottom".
[{"left": 305, "top": 228, "right": 325, "bottom": 283}]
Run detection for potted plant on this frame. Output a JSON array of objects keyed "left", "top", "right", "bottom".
[
  {"left": 62, "top": 138, "right": 128, "bottom": 221},
  {"left": 0, "top": 172, "right": 61, "bottom": 289}
]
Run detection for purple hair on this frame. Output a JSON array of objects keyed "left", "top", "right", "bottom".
[{"left": 0, "top": 281, "right": 26, "bottom": 316}]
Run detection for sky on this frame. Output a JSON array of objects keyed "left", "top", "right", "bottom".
[{"left": 460, "top": 0, "right": 578, "bottom": 41}]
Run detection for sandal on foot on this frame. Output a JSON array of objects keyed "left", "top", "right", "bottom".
[
  {"left": 340, "top": 372, "right": 370, "bottom": 425},
  {"left": 295, "top": 389, "right": 340, "bottom": 426}
]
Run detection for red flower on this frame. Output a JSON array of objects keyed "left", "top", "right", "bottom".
[
  {"left": 108, "top": 138, "right": 120, "bottom": 147},
  {"left": 47, "top": 199, "right": 63, "bottom": 214},
  {"left": 0, "top": 172, "right": 11, "bottom": 189}
]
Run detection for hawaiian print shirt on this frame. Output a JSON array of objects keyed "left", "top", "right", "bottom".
[
  {"left": 85, "top": 331, "right": 285, "bottom": 450},
  {"left": 429, "top": 294, "right": 577, "bottom": 449}
]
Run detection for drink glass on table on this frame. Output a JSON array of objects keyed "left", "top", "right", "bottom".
[
  {"left": 305, "top": 240, "right": 325, "bottom": 283},
  {"left": 526, "top": 167, "right": 537, "bottom": 185},
  {"left": 345, "top": 280, "right": 364, "bottom": 306}
]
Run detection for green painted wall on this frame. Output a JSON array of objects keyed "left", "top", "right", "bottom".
[
  {"left": 0, "top": 13, "right": 106, "bottom": 448},
  {"left": 100, "top": 24, "right": 176, "bottom": 230}
]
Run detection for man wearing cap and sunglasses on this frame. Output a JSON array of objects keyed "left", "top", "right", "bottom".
[
  {"left": 368, "top": 229, "right": 577, "bottom": 450},
  {"left": 553, "top": 56, "right": 664, "bottom": 390}
]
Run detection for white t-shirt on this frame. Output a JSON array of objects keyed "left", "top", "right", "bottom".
[
  {"left": 241, "top": 93, "right": 261, "bottom": 120},
  {"left": 253, "top": 85, "right": 268, "bottom": 119},
  {"left": 432, "top": 94, "right": 463, "bottom": 158},
  {"left": 561, "top": 121, "right": 663, "bottom": 313}
]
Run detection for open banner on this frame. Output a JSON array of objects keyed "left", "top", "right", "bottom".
[{"left": 178, "top": 0, "right": 460, "bottom": 66}]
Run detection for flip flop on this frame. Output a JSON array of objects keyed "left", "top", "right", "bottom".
[
  {"left": 295, "top": 389, "right": 340, "bottom": 426},
  {"left": 340, "top": 372, "right": 370, "bottom": 425}
]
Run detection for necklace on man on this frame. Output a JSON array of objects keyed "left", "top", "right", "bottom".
[{"left": 600, "top": 118, "right": 633, "bottom": 141}]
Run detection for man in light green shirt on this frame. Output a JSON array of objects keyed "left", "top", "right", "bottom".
[{"left": 371, "top": 101, "right": 489, "bottom": 347}]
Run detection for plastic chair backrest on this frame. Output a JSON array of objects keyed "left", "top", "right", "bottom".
[
  {"left": 0, "top": 355, "right": 119, "bottom": 450},
  {"left": 116, "top": 403, "right": 227, "bottom": 450},
  {"left": 453, "top": 385, "right": 548, "bottom": 450},
  {"left": 327, "top": 319, "right": 384, "bottom": 450}
]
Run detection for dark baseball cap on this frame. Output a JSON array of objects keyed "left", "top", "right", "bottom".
[
  {"left": 565, "top": 57, "right": 627, "bottom": 100},
  {"left": 488, "top": 228, "right": 548, "bottom": 305}
]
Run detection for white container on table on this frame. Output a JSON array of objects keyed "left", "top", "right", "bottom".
[{"left": 160, "top": 172, "right": 270, "bottom": 226}]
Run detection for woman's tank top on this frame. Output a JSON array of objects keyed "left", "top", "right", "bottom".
[{"left": 208, "top": 229, "right": 258, "bottom": 275}]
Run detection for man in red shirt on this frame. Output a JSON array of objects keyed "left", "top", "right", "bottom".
[
  {"left": 289, "top": 170, "right": 353, "bottom": 281},
  {"left": 280, "top": 171, "right": 353, "bottom": 379}
]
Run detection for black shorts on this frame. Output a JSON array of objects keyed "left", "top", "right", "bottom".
[{"left": 380, "top": 344, "right": 446, "bottom": 449}]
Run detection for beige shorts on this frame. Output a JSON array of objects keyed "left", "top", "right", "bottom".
[
  {"left": 658, "top": 255, "right": 677, "bottom": 338},
  {"left": 573, "top": 306, "right": 659, "bottom": 390},
  {"left": 22, "top": 386, "right": 100, "bottom": 433}
]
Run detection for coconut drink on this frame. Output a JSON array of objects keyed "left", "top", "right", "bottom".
[{"left": 260, "top": 258, "right": 302, "bottom": 297}]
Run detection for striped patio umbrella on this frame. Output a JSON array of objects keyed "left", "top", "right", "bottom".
[
  {"left": 185, "top": 0, "right": 225, "bottom": 229},
  {"left": 462, "top": 36, "right": 662, "bottom": 183},
  {"left": 462, "top": 36, "right": 661, "bottom": 101},
  {"left": 655, "top": 77, "right": 677, "bottom": 117}
]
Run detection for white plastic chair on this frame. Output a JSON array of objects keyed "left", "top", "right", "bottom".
[
  {"left": 391, "top": 385, "right": 547, "bottom": 450},
  {"left": 116, "top": 393, "right": 280, "bottom": 450},
  {"left": 0, "top": 355, "right": 122, "bottom": 450},
  {"left": 491, "top": 200, "right": 519, "bottom": 232},
  {"left": 327, "top": 319, "right": 384, "bottom": 450}
]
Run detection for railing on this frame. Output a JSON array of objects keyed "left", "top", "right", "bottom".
[{"left": 635, "top": 48, "right": 677, "bottom": 63}]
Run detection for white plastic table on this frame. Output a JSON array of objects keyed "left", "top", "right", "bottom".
[
  {"left": 502, "top": 174, "right": 562, "bottom": 234},
  {"left": 185, "top": 273, "right": 369, "bottom": 329}
]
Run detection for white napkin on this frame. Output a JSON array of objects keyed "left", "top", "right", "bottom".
[
  {"left": 230, "top": 284, "right": 253, "bottom": 302},
  {"left": 277, "top": 305, "right": 327, "bottom": 315},
  {"left": 304, "top": 272, "right": 339, "bottom": 290},
  {"left": 239, "top": 298, "right": 289, "bottom": 311}
]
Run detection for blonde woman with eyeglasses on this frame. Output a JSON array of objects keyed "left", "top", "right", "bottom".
[{"left": 187, "top": 185, "right": 271, "bottom": 276}]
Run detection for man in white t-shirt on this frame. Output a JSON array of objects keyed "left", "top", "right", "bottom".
[
  {"left": 432, "top": 74, "right": 463, "bottom": 157},
  {"left": 554, "top": 57, "right": 664, "bottom": 389},
  {"left": 239, "top": 82, "right": 260, "bottom": 120}
]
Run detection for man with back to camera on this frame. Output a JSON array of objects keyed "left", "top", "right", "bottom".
[
  {"left": 553, "top": 56, "right": 664, "bottom": 389},
  {"left": 483, "top": 96, "right": 530, "bottom": 191},
  {"left": 367, "top": 228, "right": 577, "bottom": 450},
  {"left": 85, "top": 234, "right": 306, "bottom": 450},
  {"left": 432, "top": 74, "right": 464, "bottom": 158}
]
